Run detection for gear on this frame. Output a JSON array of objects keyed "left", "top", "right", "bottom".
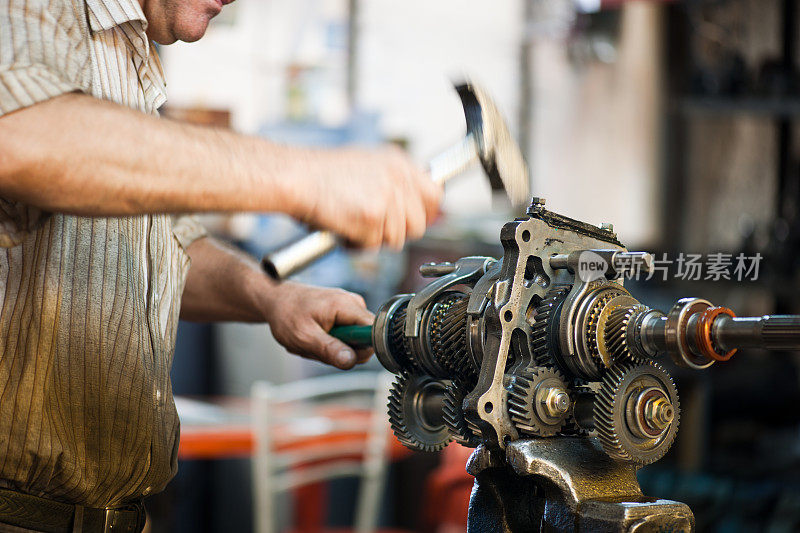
[
  {"left": 388, "top": 372, "right": 452, "bottom": 452},
  {"left": 388, "top": 302, "right": 416, "bottom": 370},
  {"left": 507, "top": 366, "right": 571, "bottom": 437},
  {"left": 604, "top": 304, "right": 649, "bottom": 363},
  {"left": 593, "top": 362, "right": 680, "bottom": 465},
  {"left": 531, "top": 286, "right": 570, "bottom": 367},
  {"left": 561, "top": 382, "right": 598, "bottom": 436},
  {"left": 429, "top": 294, "right": 474, "bottom": 377},
  {"left": 442, "top": 377, "right": 480, "bottom": 447},
  {"left": 583, "top": 287, "right": 627, "bottom": 366}
]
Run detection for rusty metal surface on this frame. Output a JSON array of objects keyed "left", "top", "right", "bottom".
[{"left": 466, "top": 438, "right": 695, "bottom": 532}]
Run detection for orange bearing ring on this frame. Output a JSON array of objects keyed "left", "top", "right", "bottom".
[{"left": 697, "top": 307, "right": 737, "bottom": 362}]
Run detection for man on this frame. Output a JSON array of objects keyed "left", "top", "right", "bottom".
[{"left": 0, "top": 0, "right": 440, "bottom": 530}]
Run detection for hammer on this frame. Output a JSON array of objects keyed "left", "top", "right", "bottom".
[{"left": 261, "top": 82, "right": 530, "bottom": 280}]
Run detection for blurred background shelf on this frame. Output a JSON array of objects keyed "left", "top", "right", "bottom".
[{"left": 679, "top": 96, "right": 800, "bottom": 117}]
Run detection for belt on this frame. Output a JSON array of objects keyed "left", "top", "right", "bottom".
[{"left": 0, "top": 488, "right": 145, "bottom": 533}]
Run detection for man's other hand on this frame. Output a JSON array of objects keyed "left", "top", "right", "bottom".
[
  {"left": 261, "top": 282, "right": 374, "bottom": 369},
  {"left": 292, "top": 145, "right": 442, "bottom": 250}
]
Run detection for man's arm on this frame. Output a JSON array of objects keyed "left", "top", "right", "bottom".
[
  {"left": 181, "top": 237, "right": 373, "bottom": 369},
  {"left": 0, "top": 93, "right": 440, "bottom": 249}
]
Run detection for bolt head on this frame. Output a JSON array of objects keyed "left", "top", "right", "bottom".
[
  {"left": 554, "top": 392, "right": 570, "bottom": 413},
  {"left": 644, "top": 397, "right": 674, "bottom": 430},
  {"left": 543, "top": 387, "right": 570, "bottom": 417},
  {"left": 527, "top": 197, "right": 546, "bottom": 215}
]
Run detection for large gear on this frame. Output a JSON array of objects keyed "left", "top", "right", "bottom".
[
  {"left": 593, "top": 362, "right": 680, "bottom": 465},
  {"left": 442, "top": 377, "right": 481, "bottom": 447},
  {"left": 388, "top": 372, "right": 452, "bottom": 452},
  {"left": 507, "top": 366, "right": 571, "bottom": 437}
]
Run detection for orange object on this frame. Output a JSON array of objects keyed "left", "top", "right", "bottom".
[
  {"left": 179, "top": 420, "right": 411, "bottom": 462},
  {"left": 697, "top": 307, "right": 737, "bottom": 362},
  {"left": 423, "top": 445, "right": 474, "bottom": 533},
  {"left": 177, "top": 396, "right": 416, "bottom": 531}
]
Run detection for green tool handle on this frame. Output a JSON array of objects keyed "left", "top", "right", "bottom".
[{"left": 329, "top": 325, "right": 373, "bottom": 350}]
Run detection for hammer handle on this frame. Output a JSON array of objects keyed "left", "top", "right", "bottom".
[
  {"left": 262, "top": 136, "right": 477, "bottom": 280},
  {"left": 329, "top": 325, "right": 373, "bottom": 350}
]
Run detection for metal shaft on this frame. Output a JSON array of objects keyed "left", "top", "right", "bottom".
[
  {"left": 261, "top": 135, "right": 478, "bottom": 280},
  {"left": 261, "top": 231, "right": 338, "bottom": 280},
  {"left": 713, "top": 315, "right": 800, "bottom": 352}
]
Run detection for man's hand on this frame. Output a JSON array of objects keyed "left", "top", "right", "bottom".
[
  {"left": 0, "top": 94, "right": 442, "bottom": 251},
  {"left": 182, "top": 238, "right": 375, "bottom": 370},
  {"left": 260, "top": 282, "right": 374, "bottom": 369},
  {"left": 289, "top": 145, "right": 442, "bottom": 250}
]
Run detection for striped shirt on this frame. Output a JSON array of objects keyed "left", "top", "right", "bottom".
[{"left": 0, "top": 0, "right": 207, "bottom": 507}]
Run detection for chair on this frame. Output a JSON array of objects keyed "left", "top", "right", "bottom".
[{"left": 251, "top": 371, "right": 394, "bottom": 533}]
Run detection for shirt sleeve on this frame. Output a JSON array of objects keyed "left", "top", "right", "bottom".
[
  {"left": 0, "top": 0, "right": 91, "bottom": 117},
  {"left": 0, "top": 1, "right": 90, "bottom": 247},
  {"left": 171, "top": 215, "right": 208, "bottom": 251}
]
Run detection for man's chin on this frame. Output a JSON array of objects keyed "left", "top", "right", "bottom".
[
  {"left": 166, "top": 13, "right": 214, "bottom": 44},
  {"left": 176, "top": 29, "right": 208, "bottom": 43}
]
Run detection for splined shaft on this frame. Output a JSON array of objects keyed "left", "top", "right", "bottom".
[
  {"left": 714, "top": 315, "right": 800, "bottom": 352},
  {"left": 600, "top": 298, "right": 800, "bottom": 369}
]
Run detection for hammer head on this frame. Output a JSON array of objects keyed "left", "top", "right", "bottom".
[{"left": 455, "top": 82, "right": 531, "bottom": 207}]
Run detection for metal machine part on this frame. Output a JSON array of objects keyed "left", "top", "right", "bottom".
[
  {"left": 507, "top": 367, "right": 571, "bottom": 437},
  {"left": 591, "top": 362, "right": 680, "bottom": 465},
  {"left": 363, "top": 199, "right": 800, "bottom": 460},
  {"left": 387, "top": 372, "right": 452, "bottom": 452},
  {"left": 442, "top": 377, "right": 481, "bottom": 447},
  {"left": 327, "top": 197, "right": 800, "bottom": 531},
  {"left": 466, "top": 439, "right": 694, "bottom": 532},
  {"left": 462, "top": 199, "right": 626, "bottom": 450},
  {"left": 261, "top": 81, "right": 531, "bottom": 280}
]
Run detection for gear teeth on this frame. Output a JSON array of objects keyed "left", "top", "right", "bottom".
[
  {"left": 585, "top": 289, "right": 625, "bottom": 366},
  {"left": 531, "top": 287, "right": 570, "bottom": 367},
  {"left": 388, "top": 372, "right": 452, "bottom": 453},
  {"left": 604, "top": 308, "right": 630, "bottom": 361},
  {"left": 593, "top": 362, "right": 680, "bottom": 465},
  {"left": 442, "top": 378, "right": 480, "bottom": 447},
  {"left": 388, "top": 303, "right": 415, "bottom": 369},
  {"left": 465, "top": 417, "right": 481, "bottom": 437},
  {"left": 604, "top": 305, "right": 648, "bottom": 364},
  {"left": 429, "top": 295, "right": 473, "bottom": 376},
  {"left": 387, "top": 373, "right": 413, "bottom": 448},
  {"left": 507, "top": 367, "right": 570, "bottom": 437},
  {"left": 593, "top": 364, "right": 629, "bottom": 458}
]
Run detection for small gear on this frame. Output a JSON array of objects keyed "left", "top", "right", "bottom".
[
  {"left": 388, "top": 372, "right": 452, "bottom": 452},
  {"left": 507, "top": 367, "right": 571, "bottom": 437},
  {"left": 531, "top": 286, "right": 571, "bottom": 368},
  {"left": 560, "top": 382, "right": 597, "bottom": 436},
  {"left": 429, "top": 294, "right": 474, "bottom": 377},
  {"left": 442, "top": 377, "right": 480, "bottom": 447},
  {"left": 584, "top": 287, "right": 627, "bottom": 365},
  {"left": 388, "top": 302, "right": 416, "bottom": 370},
  {"left": 593, "top": 362, "right": 680, "bottom": 465},
  {"left": 604, "top": 304, "right": 649, "bottom": 363}
]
